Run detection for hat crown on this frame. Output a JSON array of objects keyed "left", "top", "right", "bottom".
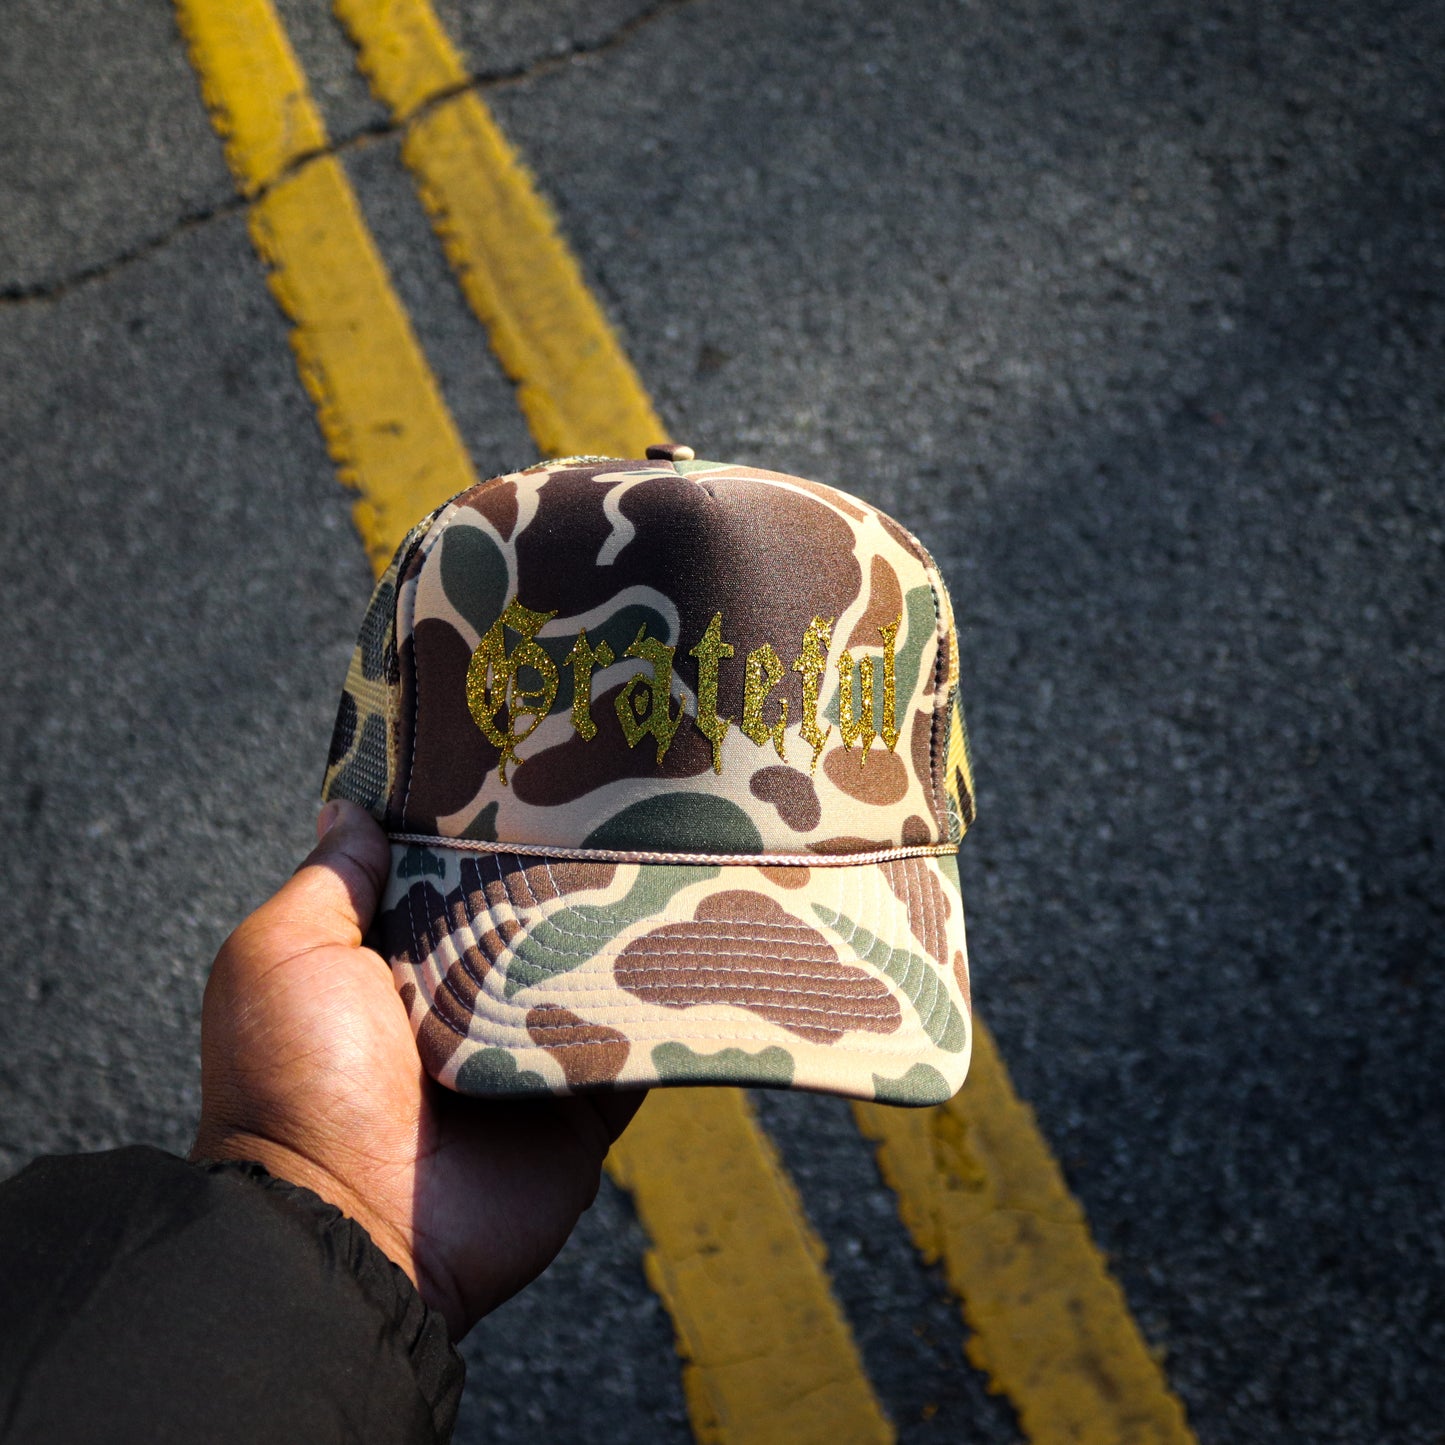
[{"left": 325, "top": 457, "right": 973, "bottom": 859}]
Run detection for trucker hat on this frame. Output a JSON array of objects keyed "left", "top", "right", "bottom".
[{"left": 322, "top": 447, "right": 976, "bottom": 1106}]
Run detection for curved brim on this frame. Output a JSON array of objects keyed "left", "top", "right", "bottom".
[{"left": 377, "top": 843, "right": 972, "bottom": 1107}]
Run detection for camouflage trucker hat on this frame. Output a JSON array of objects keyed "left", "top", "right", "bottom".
[{"left": 322, "top": 447, "right": 976, "bottom": 1106}]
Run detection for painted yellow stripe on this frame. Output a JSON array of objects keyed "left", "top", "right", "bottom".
[
  {"left": 334, "top": 0, "right": 666, "bottom": 464},
  {"left": 609, "top": 1091, "right": 894, "bottom": 1445},
  {"left": 171, "top": 0, "right": 327, "bottom": 194},
  {"left": 854, "top": 1021, "right": 1197, "bottom": 1445},
  {"left": 174, "top": 0, "right": 479, "bottom": 571},
  {"left": 334, "top": 0, "right": 466, "bottom": 120}
]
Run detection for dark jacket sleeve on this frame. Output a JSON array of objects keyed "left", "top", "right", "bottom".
[{"left": 0, "top": 1146, "right": 463, "bottom": 1444}]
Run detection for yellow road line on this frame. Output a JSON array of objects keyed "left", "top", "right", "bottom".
[
  {"left": 174, "top": 0, "right": 479, "bottom": 572},
  {"left": 172, "top": 0, "right": 326, "bottom": 194},
  {"left": 334, "top": 0, "right": 665, "bottom": 459},
  {"left": 854, "top": 1020, "right": 1196, "bottom": 1445},
  {"left": 609, "top": 1091, "right": 895, "bottom": 1444}
]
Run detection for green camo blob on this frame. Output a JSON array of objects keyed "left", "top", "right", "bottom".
[
  {"left": 440, "top": 524, "right": 510, "bottom": 637},
  {"left": 460, "top": 800, "right": 499, "bottom": 841},
  {"left": 672, "top": 459, "right": 732, "bottom": 476},
  {"left": 503, "top": 864, "right": 719, "bottom": 998},
  {"left": 871, "top": 1061, "right": 953, "bottom": 1106},
  {"left": 893, "top": 585, "right": 938, "bottom": 705},
  {"left": 811, "top": 904, "right": 968, "bottom": 1052},
  {"left": 454, "top": 1047, "right": 550, "bottom": 1096},
  {"left": 651, "top": 1042, "right": 796, "bottom": 1088},
  {"left": 396, "top": 844, "right": 446, "bottom": 880},
  {"left": 583, "top": 794, "right": 763, "bottom": 853}
]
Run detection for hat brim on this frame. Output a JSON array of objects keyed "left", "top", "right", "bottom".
[{"left": 377, "top": 842, "right": 972, "bottom": 1107}]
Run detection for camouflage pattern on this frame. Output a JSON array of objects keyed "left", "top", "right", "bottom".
[{"left": 323, "top": 456, "right": 975, "bottom": 1105}]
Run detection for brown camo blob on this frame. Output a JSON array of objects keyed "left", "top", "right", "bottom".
[
  {"left": 465, "top": 477, "right": 519, "bottom": 541},
  {"left": 514, "top": 680, "right": 715, "bottom": 806},
  {"left": 823, "top": 743, "right": 908, "bottom": 805},
  {"left": 952, "top": 950, "right": 971, "bottom": 1009},
  {"left": 880, "top": 855, "right": 952, "bottom": 966},
  {"left": 726, "top": 466, "right": 869, "bottom": 523},
  {"left": 614, "top": 890, "right": 901, "bottom": 1044},
  {"left": 472, "top": 855, "right": 618, "bottom": 912},
  {"left": 809, "top": 835, "right": 893, "bottom": 855},
  {"left": 417, "top": 1006, "right": 466, "bottom": 1074},
  {"left": 910, "top": 708, "right": 935, "bottom": 814},
  {"left": 402, "top": 619, "right": 499, "bottom": 830},
  {"left": 846, "top": 555, "right": 905, "bottom": 649},
  {"left": 756, "top": 865, "right": 811, "bottom": 890},
  {"left": 525, "top": 1005, "right": 630, "bottom": 1086},
  {"left": 749, "top": 765, "right": 822, "bottom": 832}
]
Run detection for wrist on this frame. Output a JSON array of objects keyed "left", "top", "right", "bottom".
[{"left": 190, "top": 1129, "right": 419, "bottom": 1292}]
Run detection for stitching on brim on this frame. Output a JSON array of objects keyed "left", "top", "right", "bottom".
[
  {"left": 886, "top": 854, "right": 949, "bottom": 970},
  {"left": 387, "top": 834, "right": 958, "bottom": 866},
  {"left": 403, "top": 919, "right": 963, "bottom": 1015},
  {"left": 406, "top": 838, "right": 968, "bottom": 1054},
  {"left": 398, "top": 851, "right": 963, "bottom": 1019},
  {"left": 420, "top": 1014, "right": 960, "bottom": 1054},
  {"left": 396, "top": 809, "right": 963, "bottom": 1049},
  {"left": 412, "top": 976, "right": 962, "bottom": 1049}
]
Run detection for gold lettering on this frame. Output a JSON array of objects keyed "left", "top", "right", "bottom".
[
  {"left": 741, "top": 643, "right": 788, "bottom": 760},
  {"left": 465, "top": 598, "right": 559, "bottom": 785},
  {"left": 836, "top": 650, "right": 877, "bottom": 761},
  {"left": 793, "top": 616, "right": 833, "bottom": 772},
  {"left": 878, "top": 616, "right": 901, "bottom": 752},
  {"left": 563, "top": 628, "right": 614, "bottom": 741},
  {"left": 615, "top": 624, "right": 684, "bottom": 763},
  {"left": 836, "top": 615, "right": 902, "bottom": 763},
  {"left": 481, "top": 604, "right": 902, "bottom": 779},
  {"left": 689, "top": 612, "right": 734, "bottom": 773}
]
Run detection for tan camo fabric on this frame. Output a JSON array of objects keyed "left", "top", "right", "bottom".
[{"left": 323, "top": 456, "right": 976, "bottom": 1105}]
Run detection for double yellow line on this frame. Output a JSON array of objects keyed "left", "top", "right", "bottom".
[{"left": 174, "top": 3, "right": 1197, "bottom": 1440}]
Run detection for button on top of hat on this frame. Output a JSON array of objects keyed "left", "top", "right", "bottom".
[{"left": 645, "top": 442, "right": 696, "bottom": 462}]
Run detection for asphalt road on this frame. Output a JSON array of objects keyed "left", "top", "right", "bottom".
[{"left": 2, "top": 1, "right": 1442, "bottom": 1441}]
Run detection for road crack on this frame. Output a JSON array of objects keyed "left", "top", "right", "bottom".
[
  {"left": 464, "top": 0, "right": 701, "bottom": 90},
  {"left": 1, "top": 196, "right": 246, "bottom": 306},
  {"left": 1, "top": 0, "right": 701, "bottom": 306}
]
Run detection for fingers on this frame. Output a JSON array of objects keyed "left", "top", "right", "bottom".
[{"left": 254, "top": 800, "right": 392, "bottom": 948}]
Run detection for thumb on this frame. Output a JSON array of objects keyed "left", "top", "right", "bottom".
[{"left": 256, "top": 799, "right": 392, "bottom": 949}]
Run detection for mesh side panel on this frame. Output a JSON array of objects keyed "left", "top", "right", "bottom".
[
  {"left": 930, "top": 586, "right": 975, "bottom": 844},
  {"left": 943, "top": 684, "right": 975, "bottom": 841},
  {"left": 325, "top": 653, "right": 393, "bottom": 811},
  {"left": 321, "top": 512, "right": 439, "bottom": 817}
]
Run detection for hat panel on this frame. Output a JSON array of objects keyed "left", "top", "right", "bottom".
[
  {"left": 508, "top": 465, "right": 867, "bottom": 668},
  {"left": 396, "top": 460, "right": 951, "bottom": 853}
]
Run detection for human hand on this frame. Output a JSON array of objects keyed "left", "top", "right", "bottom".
[{"left": 192, "top": 799, "right": 644, "bottom": 1339}]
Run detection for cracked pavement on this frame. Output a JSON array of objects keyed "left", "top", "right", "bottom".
[{"left": 3, "top": 1, "right": 1443, "bottom": 1442}]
